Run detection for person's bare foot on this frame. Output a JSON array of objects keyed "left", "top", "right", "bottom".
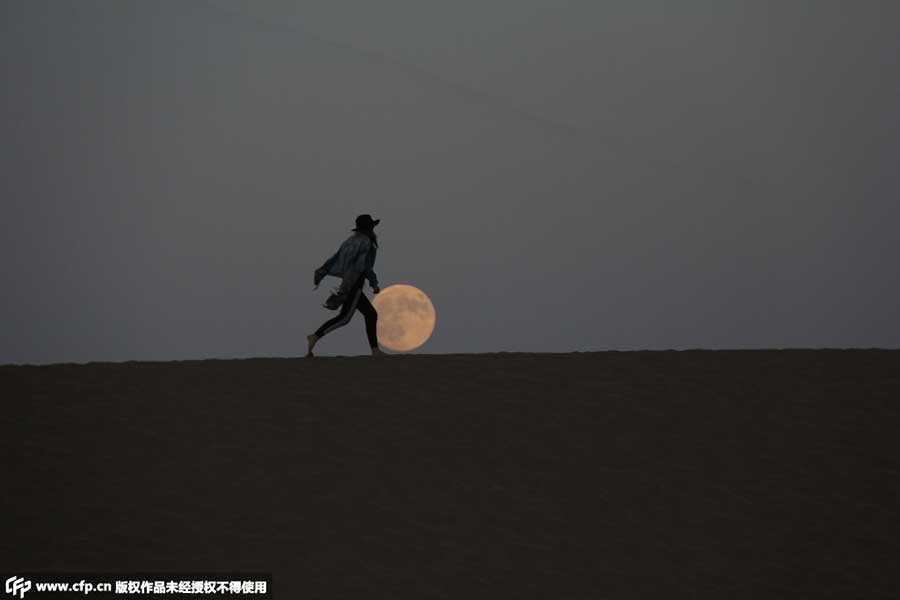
[{"left": 306, "top": 334, "right": 319, "bottom": 357}]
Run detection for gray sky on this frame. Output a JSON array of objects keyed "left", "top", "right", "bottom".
[{"left": 3, "top": 0, "right": 899, "bottom": 363}]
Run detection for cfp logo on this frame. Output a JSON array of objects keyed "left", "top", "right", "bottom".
[{"left": 5, "top": 577, "right": 31, "bottom": 599}]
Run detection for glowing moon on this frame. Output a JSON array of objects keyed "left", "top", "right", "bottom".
[{"left": 372, "top": 284, "right": 436, "bottom": 352}]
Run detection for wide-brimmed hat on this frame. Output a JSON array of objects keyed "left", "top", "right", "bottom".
[{"left": 352, "top": 214, "right": 380, "bottom": 231}]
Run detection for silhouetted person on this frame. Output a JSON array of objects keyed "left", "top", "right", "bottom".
[{"left": 307, "top": 214, "right": 384, "bottom": 357}]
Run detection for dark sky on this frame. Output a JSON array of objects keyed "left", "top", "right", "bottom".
[{"left": 3, "top": 0, "right": 899, "bottom": 363}]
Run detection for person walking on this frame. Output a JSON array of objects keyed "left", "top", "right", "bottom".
[{"left": 307, "top": 214, "right": 385, "bottom": 357}]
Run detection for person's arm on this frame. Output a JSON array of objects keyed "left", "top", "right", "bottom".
[
  {"left": 313, "top": 250, "right": 339, "bottom": 289},
  {"left": 364, "top": 246, "right": 379, "bottom": 293}
]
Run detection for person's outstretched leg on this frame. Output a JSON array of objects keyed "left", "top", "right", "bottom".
[
  {"left": 356, "top": 293, "right": 382, "bottom": 355},
  {"left": 307, "top": 284, "right": 363, "bottom": 357}
]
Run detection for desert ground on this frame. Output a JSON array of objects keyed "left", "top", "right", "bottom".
[{"left": 2, "top": 350, "right": 899, "bottom": 598}]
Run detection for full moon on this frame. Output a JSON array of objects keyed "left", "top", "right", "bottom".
[{"left": 372, "top": 284, "right": 436, "bottom": 352}]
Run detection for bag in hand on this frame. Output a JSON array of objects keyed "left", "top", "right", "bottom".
[{"left": 323, "top": 289, "right": 347, "bottom": 310}]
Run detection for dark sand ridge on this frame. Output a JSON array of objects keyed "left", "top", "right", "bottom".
[{"left": 3, "top": 350, "right": 899, "bottom": 598}]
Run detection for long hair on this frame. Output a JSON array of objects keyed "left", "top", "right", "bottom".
[{"left": 353, "top": 227, "right": 378, "bottom": 249}]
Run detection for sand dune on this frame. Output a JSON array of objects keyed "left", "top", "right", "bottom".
[{"left": 2, "top": 350, "right": 899, "bottom": 598}]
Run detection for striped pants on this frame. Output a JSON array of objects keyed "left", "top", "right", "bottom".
[{"left": 315, "top": 275, "right": 379, "bottom": 348}]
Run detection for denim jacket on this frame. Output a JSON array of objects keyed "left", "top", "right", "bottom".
[{"left": 314, "top": 233, "right": 379, "bottom": 293}]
